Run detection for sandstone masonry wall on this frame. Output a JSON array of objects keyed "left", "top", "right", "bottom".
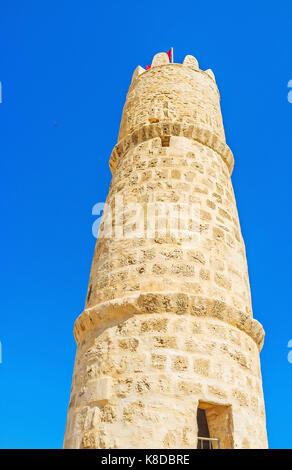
[{"left": 64, "top": 53, "right": 268, "bottom": 449}]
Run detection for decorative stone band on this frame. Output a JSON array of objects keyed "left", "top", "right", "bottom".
[
  {"left": 74, "top": 292, "right": 265, "bottom": 351},
  {"left": 109, "top": 121, "right": 234, "bottom": 176}
]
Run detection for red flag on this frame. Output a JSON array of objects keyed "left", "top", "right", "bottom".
[{"left": 146, "top": 49, "right": 172, "bottom": 69}]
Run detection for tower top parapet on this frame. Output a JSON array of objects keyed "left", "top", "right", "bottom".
[
  {"left": 131, "top": 53, "right": 216, "bottom": 85},
  {"left": 110, "top": 52, "right": 234, "bottom": 175}
]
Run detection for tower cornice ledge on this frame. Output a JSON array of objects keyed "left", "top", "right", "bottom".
[
  {"left": 74, "top": 292, "right": 265, "bottom": 351},
  {"left": 109, "top": 121, "right": 234, "bottom": 175}
]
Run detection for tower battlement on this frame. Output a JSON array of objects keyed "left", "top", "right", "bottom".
[
  {"left": 131, "top": 53, "right": 215, "bottom": 82},
  {"left": 110, "top": 53, "right": 234, "bottom": 175}
]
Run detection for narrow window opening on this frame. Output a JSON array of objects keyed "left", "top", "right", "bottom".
[
  {"left": 161, "top": 136, "right": 170, "bottom": 147},
  {"left": 197, "top": 401, "right": 234, "bottom": 449},
  {"left": 87, "top": 284, "right": 92, "bottom": 303},
  {"left": 197, "top": 408, "right": 212, "bottom": 449}
]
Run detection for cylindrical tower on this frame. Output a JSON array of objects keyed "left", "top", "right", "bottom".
[{"left": 64, "top": 52, "right": 268, "bottom": 449}]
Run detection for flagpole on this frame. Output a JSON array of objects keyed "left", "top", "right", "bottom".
[{"left": 171, "top": 47, "right": 174, "bottom": 63}]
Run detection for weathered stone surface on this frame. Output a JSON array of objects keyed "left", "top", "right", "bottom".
[
  {"left": 205, "top": 68, "right": 216, "bottom": 82},
  {"left": 183, "top": 54, "right": 199, "bottom": 71},
  {"left": 64, "top": 52, "right": 268, "bottom": 449},
  {"left": 84, "top": 377, "right": 113, "bottom": 405},
  {"left": 151, "top": 52, "right": 169, "bottom": 67},
  {"left": 131, "top": 65, "right": 145, "bottom": 84}
]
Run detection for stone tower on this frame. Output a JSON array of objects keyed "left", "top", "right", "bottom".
[{"left": 63, "top": 52, "right": 268, "bottom": 449}]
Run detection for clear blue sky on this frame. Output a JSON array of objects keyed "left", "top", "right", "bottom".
[{"left": 0, "top": 0, "right": 291, "bottom": 449}]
